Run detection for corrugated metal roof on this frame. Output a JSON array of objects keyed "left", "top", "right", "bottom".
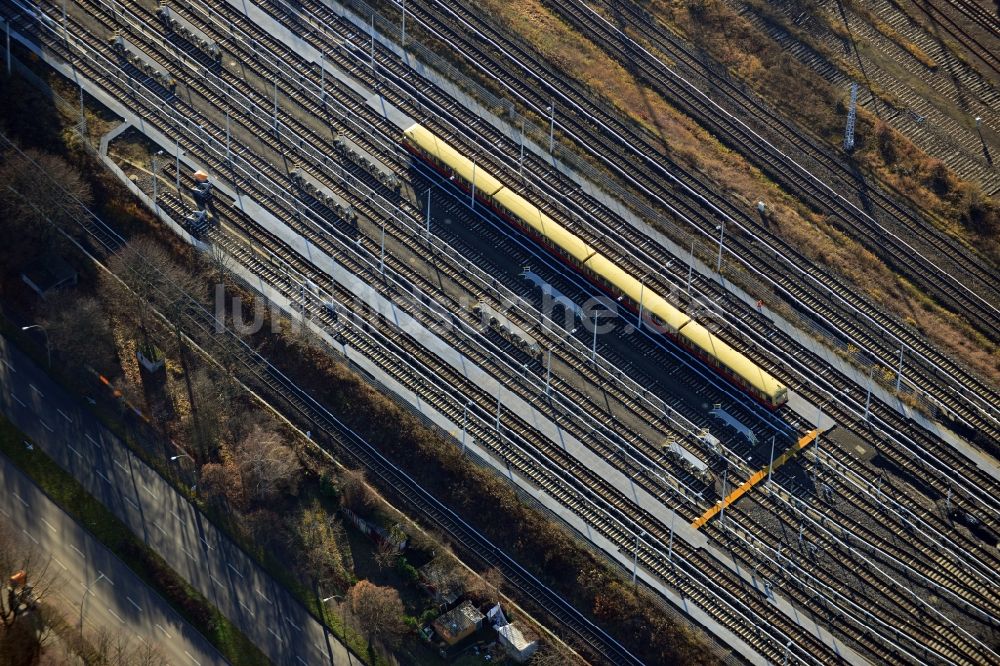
[
  {"left": 678, "top": 320, "right": 785, "bottom": 400},
  {"left": 403, "top": 124, "right": 504, "bottom": 196}
]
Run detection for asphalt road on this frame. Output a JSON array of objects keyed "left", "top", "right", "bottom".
[
  {"left": 0, "top": 451, "right": 225, "bottom": 665},
  {"left": 0, "top": 335, "right": 360, "bottom": 665}
]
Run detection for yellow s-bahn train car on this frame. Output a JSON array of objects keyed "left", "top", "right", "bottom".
[{"left": 402, "top": 123, "right": 788, "bottom": 409}]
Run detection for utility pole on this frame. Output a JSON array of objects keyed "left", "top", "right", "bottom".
[
  {"left": 686, "top": 238, "right": 694, "bottom": 297},
  {"left": 591, "top": 307, "right": 598, "bottom": 362},
  {"left": 895, "top": 345, "right": 905, "bottom": 393},
  {"left": 719, "top": 468, "right": 728, "bottom": 526},
  {"left": 843, "top": 82, "right": 858, "bottom": 152},
  {"left": 631, "top": 530, "right": 645, "bottom": 584},
  {"left": 767, "top": 434, "right": 776, "bottom": 487},
  {"left": 667, "top": 508, "right": 675, "bottom": 563},
  {"left": 152, "top": 150, "right": 160, "bottom": 213},
  {"left": 461, "top": 400, "right": 468, "bottom": 455},
  {"left": 518, "top": 118, "right": 525, "bottom": 174},
  {"left": 544, "top": 348, "right": 551, "bottom": 397},
  {"left": 864, "top": 365, "right": 874, "bottom": 423},
  {"left": 273, "top": 76, "right": 279, "bottom": 135},
  {"left": 637, "top": 280, "right": 645, "bottom": 329},
  {"left": 547, "top": 102, "right": 555, "bottom": 158},
  {"left": 379, "top": 223, "right": 385, "bottom": 274},
  {"left": 319, "top": 52, "right": 325, "bottom": 108},
  {"left": 716, "top": 222, "right": 725, "bottom": 274}
]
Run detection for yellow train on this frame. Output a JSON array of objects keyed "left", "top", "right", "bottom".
[{"left": 402, "top": 124, "right": 788, "bottom": 409}]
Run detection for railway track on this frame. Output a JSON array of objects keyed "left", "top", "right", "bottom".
[
  {"left": 191, "top": 0, "right": 1000, "bottom": 608},
  {"left": 554, "top": 0, "right": 999, "bottom": 329},
  {"left": 386, "top": 0, "right": 1000, "bottom": 438},
  {"left": 15, "top": 2, "right": 1000, "bottom": 660},
  {"left": 291, "top": 0, "right": 1000, "bottom": 521},
  {"left": 735, "top": 0, "right": 999, "bottom": 191},
  {"left": 36, "top": 10, "right": 844, "bottom": 661},
  {"left": 564, "top": 0, "right": 1000, "bottom": 305},
  {"left": 145, "top": 0, "right": 1000, "bottom": 608}
]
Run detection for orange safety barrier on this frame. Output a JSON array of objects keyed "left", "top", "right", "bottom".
[{"left": 691, "top": 429, "right": 819, "bottom": 530}]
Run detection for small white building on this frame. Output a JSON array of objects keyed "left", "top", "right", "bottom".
[{"left": 496, "top": 622, "right": 538, "bottom": 663}]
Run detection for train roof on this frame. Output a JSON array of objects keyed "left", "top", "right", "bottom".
[
  {"left": 584, "top": 254, "right": 690, "bottom": 334},
  {"left": 677, "top": 320, "right": 786, "bottom": 400},
  {"left": 492, "top": 187, "right": 596, "bottom": 264},
  {"left": 403, "top": 124, "right": 505, "bottom": 196}
]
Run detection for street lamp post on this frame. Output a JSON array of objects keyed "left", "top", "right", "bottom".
[{"left": 21, "top": 325, "right": 50, "bottom": 367}]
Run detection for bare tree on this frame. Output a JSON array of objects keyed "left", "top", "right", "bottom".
[
  {"left": 0, "top": 524, "right": 58, "bottom": 666},
  {"left": 348, "top": 580, "right": 406, "bottom": 651},
  {"left": 297, "top": 504, "right": 352, "bottom": 590},
  {"left": 87, "top": 626, "right": 168, "bottom": 666},
  {"left": 339, "top": 469, "right": 375, "bottom": 514},
  {"left": 465, "top": 566, "right": 504, "bottom": 604},
  {"left": 42, "top": 293, "right": 117, "bottom": 375},
  {"left": 0, "top": 148, "right": 92, "bottom": 274},
  {"left": 233, "top": 426, "right": 302, "bottom": 505}
]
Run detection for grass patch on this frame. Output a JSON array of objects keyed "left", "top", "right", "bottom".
[{"left": 0, "top": 415, "right": 271, "bottom": 666}]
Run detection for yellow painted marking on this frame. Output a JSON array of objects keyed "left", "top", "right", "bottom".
[{"left": 691, "top": 430, "right": 819, "bottom": 530}]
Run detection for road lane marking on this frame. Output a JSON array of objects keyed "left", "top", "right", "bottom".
[
  {"left": 114, "top": 459, "right": 128, "bottom": 472},
  {"left": 0, "top": 507, "right": 9, "bottom": 518},
  {"left": 142, "top": 484, "right": 158, "bottom": 499},
  {"left": 127, "top": 596, "right": 142, "bottom": 612},
  {"left": 70, "top": 544, "right": 85, "bottom": 558},
  {"left": 97, "top": 571, "right": 114, "bottom": 586},
  {"left": 68, "top": 444, "right": 83, "bottom": 459},
  {"left": 11, "top": 394, "right": 25, "bottom": 407},
  {"left": 239, "top": 599, "right": 255, "bottom": 616},
  {"left": 181, "top": 546, "right": 195, "bottom": 560},
  {"left": 107, "top": 607, "right": 125, "bottom": 623},
  {"left": 96, "top": 470, "right": 112, "bottom": 484},
  {"left": 210, "top": 574, "right": 224, "bottom": 588},
  {"left": 183, "top": 649, "right": 201, "bottom": 665},
  {"left": 297, "top": 657, "right": 308, "bottom": 665},
  {"left": 227, "top": 563, "right": 243, "bottom": 578},
  {"left": 40, "top": 517, "right": 57, "bottom": 533},
  {"left": 53, "top": 557, "right": 67, "bottom": 571},
  {"left": 40, "top": 420, "right": 53, "bottom": 432},
  {"left": 124, "top": 496, "right": 140, "bottom": 511},
  {"left": 85, "top": 433, "right": 101, "bottom": 448},
  {"left": 267, "top": 627, "right": 283, "bottom": 643},
  {"left": 28, "top": 383, "right": 42, "bottom": 396},
  {"left": 13, "top": 492, "right": 28, "bottom": 507},
  {"left": 199, "top": 536, "right": 214, "bottom": 551},
  {"left": 254, "top": 588, "right": 272, "bottom": 604},
  {"left": 285, "top": 617, "right": 301, "bottom": 632},
  {"left": 1, "top": 359, "right": 15, "bottom": 372},
  {"left": 170, "top": 509, "right": 183, "bottom": 522},
  {"left": 154, "top": 623, "right": 173, "bottom": 639},
  {"left": 22, "top": 529, "right": 39, "bottom": 545},
  {"left": 152, "top": 521, "right": 167, "bottom": 535},
  {"left": 57, "top": 408, "right": 72, "bottom": 423}
]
